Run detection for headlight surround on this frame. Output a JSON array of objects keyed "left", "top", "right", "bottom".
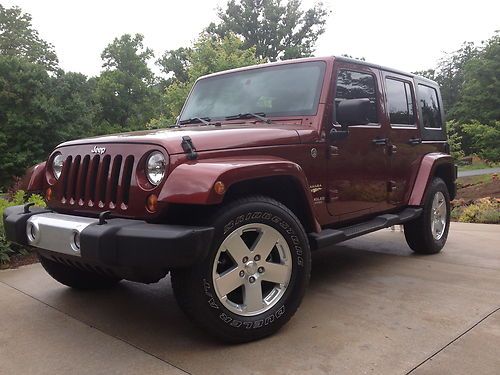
[
  {"left": 146, "top": 151, "right": 166, "bottom": 186},
  {"left": 52, "top": 153, "right": 64, "bottom": 179}
]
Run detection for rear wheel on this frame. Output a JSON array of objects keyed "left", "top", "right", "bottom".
[
  {"left": 171, "top": 196, "right": 311, "bottom": 343},
  {"left": 404, "top": 177, "right": 450, "bottom": 254},
  {"left": 39, "top": 255, "right": 121, "bottom": 290}
]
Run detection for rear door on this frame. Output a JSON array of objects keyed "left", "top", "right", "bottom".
[{"left": 382, "top": 72, "right": 425, "bottom": 206}]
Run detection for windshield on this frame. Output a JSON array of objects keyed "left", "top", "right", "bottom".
[{"left": 179, "top": 61, "right": 326, "bottom": 122}]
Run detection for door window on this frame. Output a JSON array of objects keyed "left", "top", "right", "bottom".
[
  {"left": 335, "top": 70, "right": 378, "bottom": 123},
  {"left": 385, "top": 78, "right": 415, "bottom": 126}
]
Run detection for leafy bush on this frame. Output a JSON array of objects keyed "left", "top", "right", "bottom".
[
  {"left": 0, "top": 191, "right": 46, "bottom": 266},
  {"left": 451, "top": 197, "right": 500, "bottom": 224}
]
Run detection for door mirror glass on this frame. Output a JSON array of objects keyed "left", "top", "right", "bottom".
[{"left": 336, "top": 98, "right": 371, "bottom": 127}]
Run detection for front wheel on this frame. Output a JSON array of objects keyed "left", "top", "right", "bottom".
[
  {"left": 404, "top": 177, "right": 451, "bottom": 254},
  {"left": 171, "top": 196, "right": 311, "bottom": 343}
]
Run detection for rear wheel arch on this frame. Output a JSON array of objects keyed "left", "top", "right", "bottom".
[
  {"left": 409, "top": 153, "right": 456, "bottom": 205},
  {"left": 433, "top": 163, "right": 456, "bottom": 200}
]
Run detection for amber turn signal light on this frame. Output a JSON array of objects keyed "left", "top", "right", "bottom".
[
  {"left": 146, "top": 194, "right": 158, "bottom": 212},
  {"left": 45, "top": 187, "right": 52, "bottom": 201},
  {"left": 214, "top": 181, "right": 226, "bottom": 195}
]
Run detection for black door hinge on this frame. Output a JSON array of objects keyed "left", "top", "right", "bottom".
[{"left": 181, "top": 136, "right": 198, "bottom": 160}]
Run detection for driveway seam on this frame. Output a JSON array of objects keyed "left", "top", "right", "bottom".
[
  {"left": 0, "top": 279, "right": 192, "bottom": 375},
  {"left": 405, "top": 306, "right": 500, "bottom": 374}
]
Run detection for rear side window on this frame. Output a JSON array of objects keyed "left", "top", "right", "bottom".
[
  {"left": 418, "top": 84, "right": 442, "bottom": 129},
  {"left": 335, "top": 70, "right": 378, "bottom": 123},
  {"left": 385, "top": 78, "right": 415, "bottom": 125}
]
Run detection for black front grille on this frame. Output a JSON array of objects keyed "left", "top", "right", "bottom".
[{"left": 60, "top": 153, "right": 134, "bottom": 209}]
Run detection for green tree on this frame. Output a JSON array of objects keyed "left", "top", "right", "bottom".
[
  {"left": 462, "top": 121, "right": 500, "bottom": 162},
  {"left": 453, "top": 32, "right": 500, "bottom": 124},
  {"left": 0, "top": 56, "right": 61, "bottom": 187},
  {"left": 0, "top": 5, "right": 58, "bottom": 71},
  {"left": 206, "top": 0, "right": 330, "bottom": 62},
  {"left": 95, "top": 34, "right": 160, "bottom": 131},
  {"left": 151, "top": 33, "right": 260, "bottom": 127},
  {"left": 50, "top": 71, "right": 96, "bottom": 139}
]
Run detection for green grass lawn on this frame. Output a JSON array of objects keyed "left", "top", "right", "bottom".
[{"left": 458, "top": 160, "right": 500, "bottom": 171}]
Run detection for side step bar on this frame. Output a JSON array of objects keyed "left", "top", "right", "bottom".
[{"left": 308, "top": 207, "right": 422, "bottom": 251}]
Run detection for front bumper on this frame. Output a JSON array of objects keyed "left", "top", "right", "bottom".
[{"left": 3, "top": 205, "right": 214, "bottom": 269}]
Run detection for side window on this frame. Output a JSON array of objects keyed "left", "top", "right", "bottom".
[
  {"left": 385, "top": 78, "right": 415, "bottom": 126},
  {"left": 418, "top": 84, "right": 442, "bottom": 129},
  {"left": 335, "top": 70, "right": 378, "bottom": 123}
]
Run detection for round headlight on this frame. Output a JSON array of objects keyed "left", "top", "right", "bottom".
[
  {"left": 146, "top": 151, "right": 166, "bottom": 185},
  {"left": 52, "top": 153, "right": 64, "bottom": 179}
]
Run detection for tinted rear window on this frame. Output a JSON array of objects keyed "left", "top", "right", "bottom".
[
  {"left": 180, "top": 61, "right": 326, "bottom": 121},
  {"left": 418, "top": 84, "right": 442, "bottom": 129}
]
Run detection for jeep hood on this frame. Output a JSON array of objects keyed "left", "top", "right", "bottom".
[{"left": 58, "top": 124, "right": 304, "bottom": 154}]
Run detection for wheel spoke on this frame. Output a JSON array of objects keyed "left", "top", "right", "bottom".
[
  {"left": 435, "top": 220, "right": 442, "bottom": 234},
  {"left": 262, "top": 262, "right": 289, "bottom": 285},
  {"left": 243, "top": 281, "right": 263, "bottom": 311},
  {"left": 438, "top": 202, "right": 447, "bottom": 217},
  {"left": 214, "top": 267, "right": 243, "bottom": 296},
  {"left": 224, "top": 232, "right": 250, "bottom": 262},
  {"left": 252, "top": 229, "right": 279, "bottom": 259}
]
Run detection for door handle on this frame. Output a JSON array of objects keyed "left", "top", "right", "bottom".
[
  {"left": 372, "top": 137, "right": 388, "bottom": 146},
  {"left": 408, "top": 137, "right": 422, "bottom": 145}
]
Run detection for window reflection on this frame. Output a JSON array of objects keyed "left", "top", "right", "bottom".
[
  {"left": 386, "top": 78, "right": 415, "bottom": 125},
  {"left": 418, "top": 84, "right": 442, "bottom": 128},
  {"left": 335, "top": 70, "right": 378, "bottom": 123}
]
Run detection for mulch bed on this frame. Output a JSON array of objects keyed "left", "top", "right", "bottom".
[
  {"left": 1, "top": 252, "right": 39, "bottom": 270},
  {"left": 455, "top": 179, "right": 500, "bottom": 200}
]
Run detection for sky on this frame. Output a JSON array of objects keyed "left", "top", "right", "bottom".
[{"left": 3, "top": 0, "right": 500, "bottom": 77}]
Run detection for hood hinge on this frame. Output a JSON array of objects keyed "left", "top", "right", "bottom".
[{"left": 181, "top": 136, "right": 198, "bottom": 160}]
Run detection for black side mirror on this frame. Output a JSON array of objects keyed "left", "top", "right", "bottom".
[{"left": 336, "top": 98, "right": 371, "bottom": 127}]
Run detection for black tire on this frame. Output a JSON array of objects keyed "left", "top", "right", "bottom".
[
  {"left": 39, "top": 255, "right": 121, "bottom": 290},
  {"left": 404, "top": 177, "right": 450, "bottom": 254},
  {"left": 171, "top": 196, "right": 311, "bottom": 343}
]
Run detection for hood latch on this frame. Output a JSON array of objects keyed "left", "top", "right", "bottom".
[{"left": 181, "top": 136, "right": 198, "bottom": 160}]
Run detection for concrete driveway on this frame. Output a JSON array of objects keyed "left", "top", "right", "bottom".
[{"left": 1, "top": 222, "right": 499, "bottom": 375}]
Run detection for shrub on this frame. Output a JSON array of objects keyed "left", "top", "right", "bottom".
[
  {"left": 451, "top": 197, "right": 500, "bottom": 224},
  {"left": 0, "top": 191, "right": 46, "bottom": 266}
]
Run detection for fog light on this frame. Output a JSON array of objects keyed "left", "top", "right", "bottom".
[
  {"left": 26, "top": 222, "right": 39, "bottom": 244},
  {"left": 214, "top": 181, "right": 226, "bottom": 195},
  {"left": 146, "top": 194, "right": 158, "bottom": 212},
  {"left": 73, "top": 231, "right": 81, "bottom": 250},
  {"left": 46, "top": 187, "right": 52, "bottom": 201}
]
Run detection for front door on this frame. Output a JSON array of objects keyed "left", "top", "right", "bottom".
[{"left": 326, "top": 63, "right": 391, "bottom": 221}]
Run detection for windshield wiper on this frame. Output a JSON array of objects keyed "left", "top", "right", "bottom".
[
  {"left": 179, "top": 117, "right": 211, "bottom": 126},
  {"left": 225, "top": 112, "right": 272, "bottom": 124}
]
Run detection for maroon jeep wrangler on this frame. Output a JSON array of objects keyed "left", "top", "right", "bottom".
[{"left": 4, "top": 56, "right": 456, "bottom": 342}]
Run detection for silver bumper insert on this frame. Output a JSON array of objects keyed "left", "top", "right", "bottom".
[{"left": 26, "top": 213, "right": 98, "bottom": 257}]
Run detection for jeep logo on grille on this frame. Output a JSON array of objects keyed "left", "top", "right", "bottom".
[{"left": 91, "top": 146, "right": 106, "bottom": 155}]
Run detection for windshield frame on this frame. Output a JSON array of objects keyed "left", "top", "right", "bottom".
[{"left": 178, "top": 60, "right": 327, "bottom": 123}]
